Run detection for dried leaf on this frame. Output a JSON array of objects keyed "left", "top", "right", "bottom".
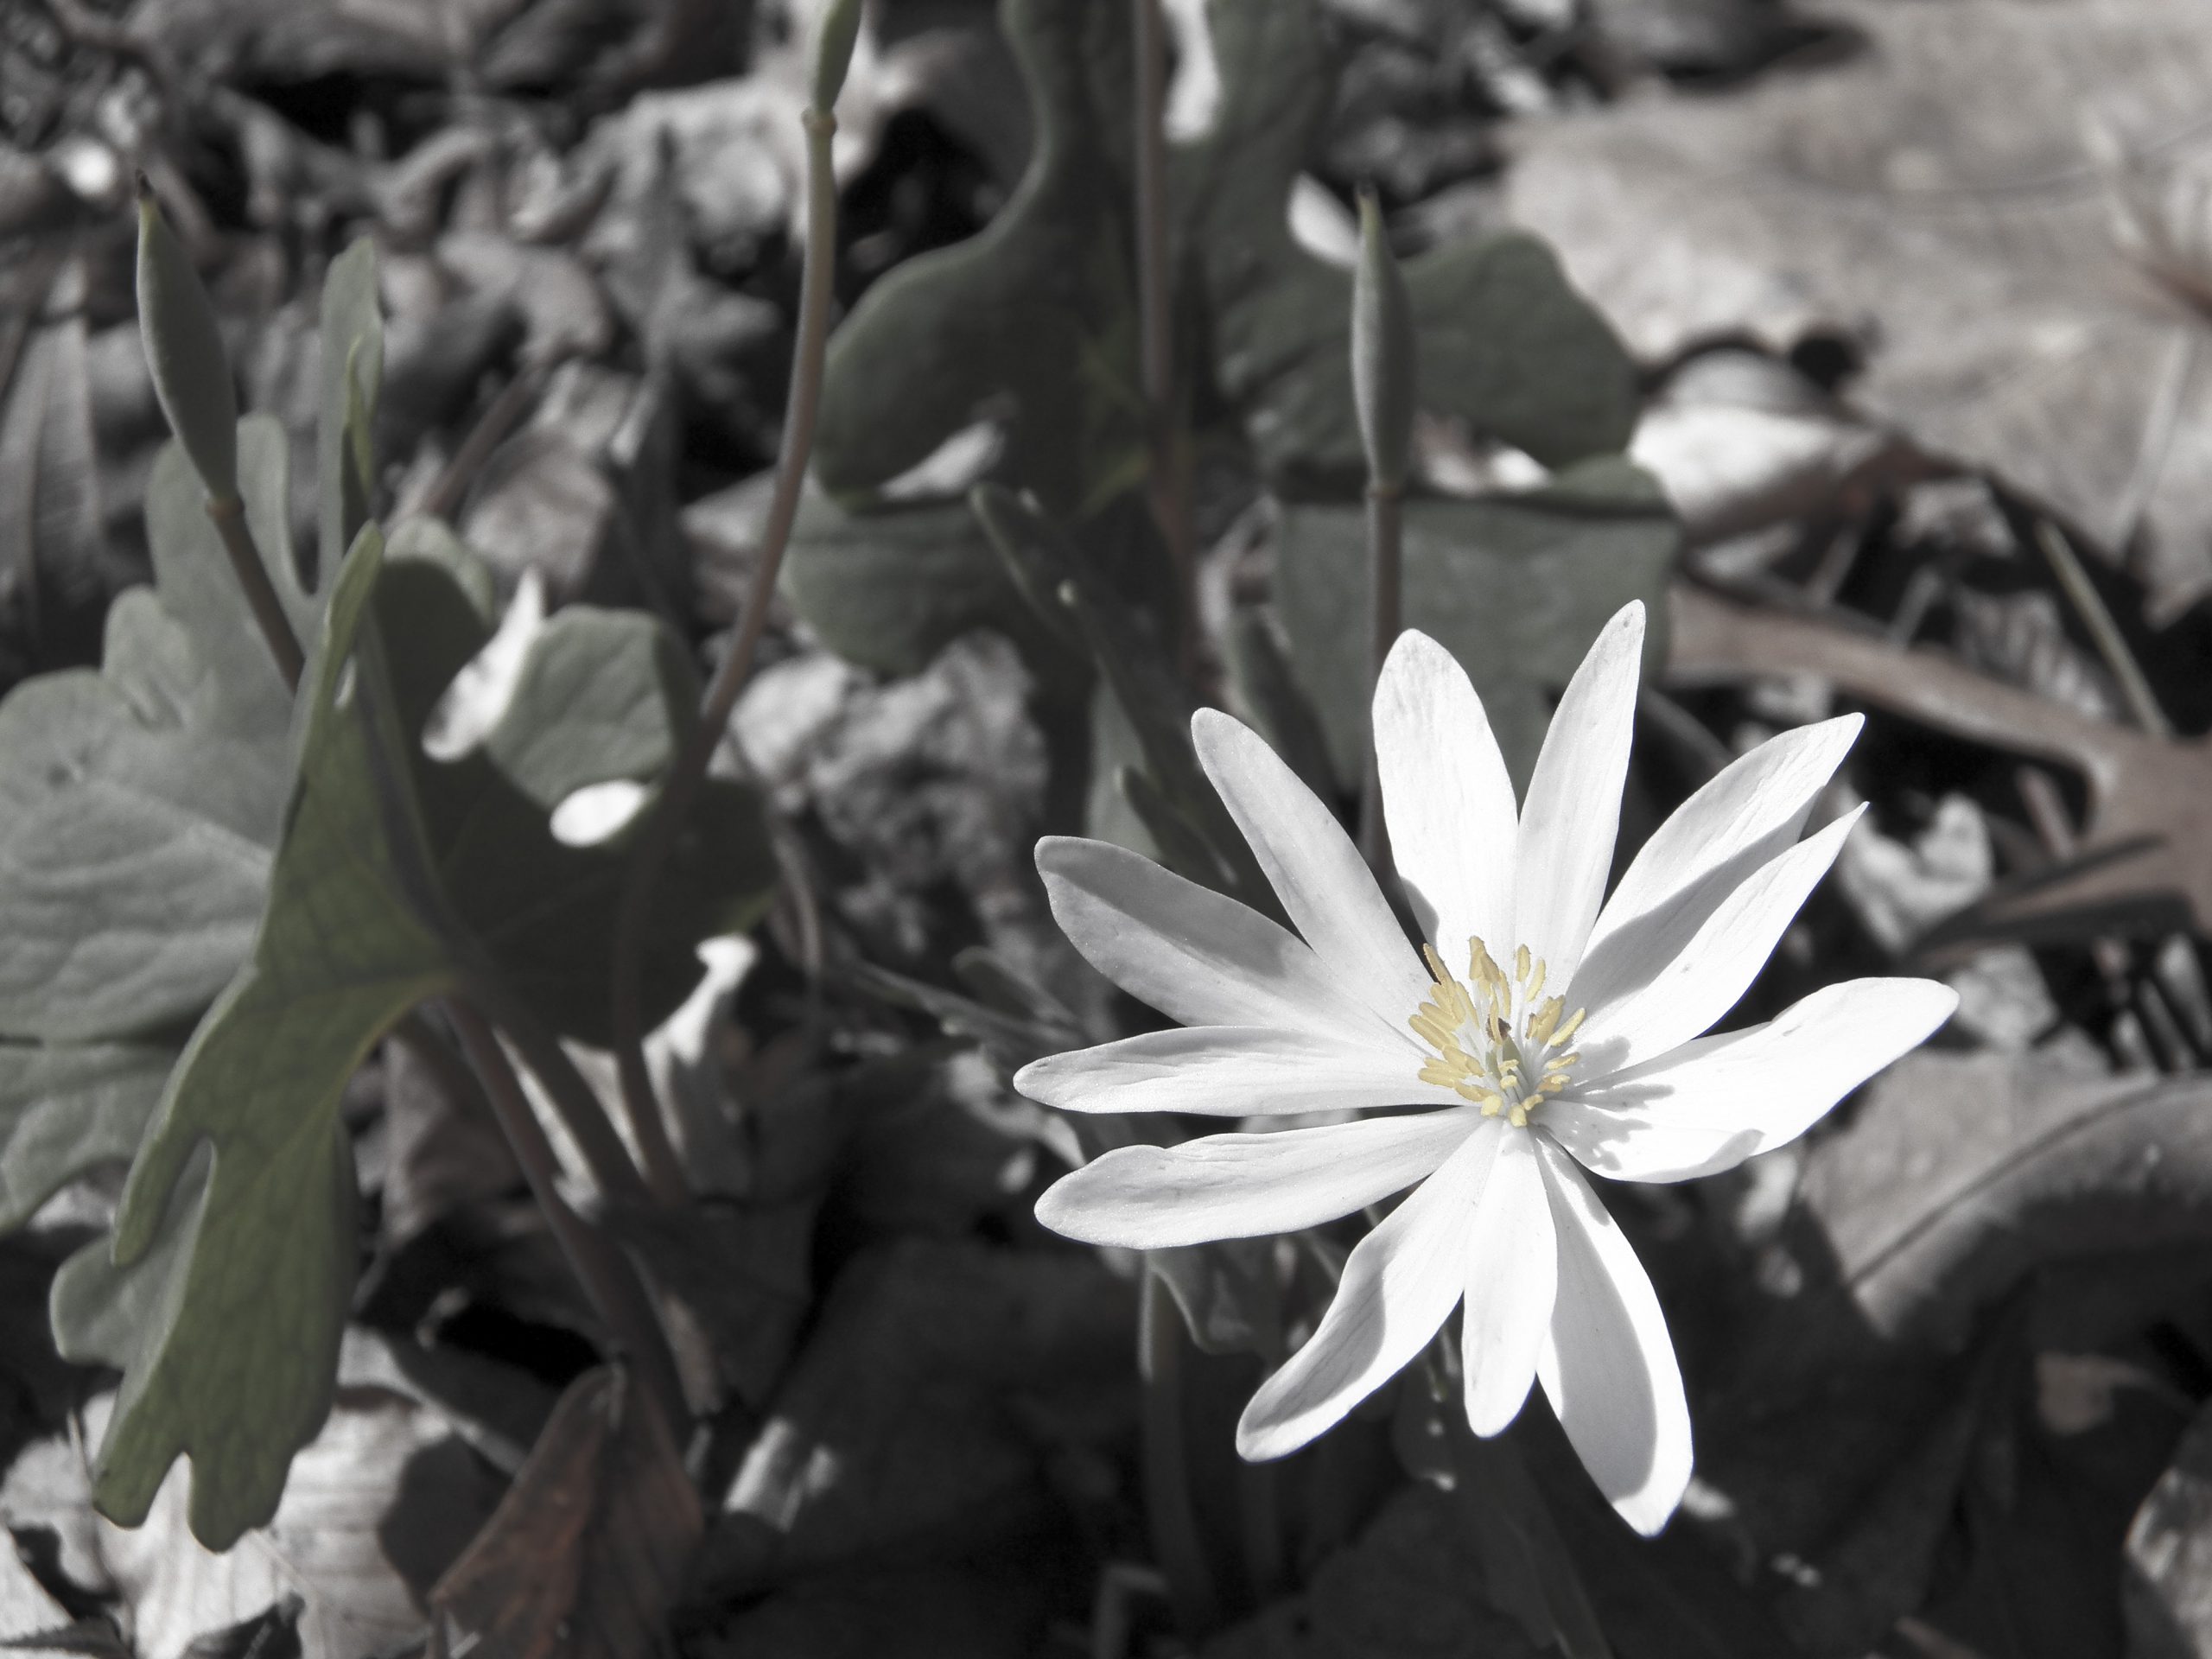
[
  {"left": 1800, "top": 1049, "right": 2212, "bottom": 1344},
  {"left": 429, "top": 1367, "right": 699, "bottom": 1659},
  {"left": 709, "top": 1239, "right": 1134, "bottom": 1593},
  {"left": 1, "top": 1381, "right": 501, "bottom": 1659},
  {"left": 2126, "top": 1396, "right": 2212, "bottom": 1657},
  {"left": 1510, "top": 0, "right": 2212, "bottom": 619},
  {"left": 1670, "top": 583, "right": 2212, "bottom": 943}
]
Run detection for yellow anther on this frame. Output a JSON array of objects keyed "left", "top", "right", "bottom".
[
  {"left": 1552, "top": 1007, "right": 1587, "bottom": 1047},
  {"left": 1412, "top": 938, "right": 1584, "bottom": 1131}
]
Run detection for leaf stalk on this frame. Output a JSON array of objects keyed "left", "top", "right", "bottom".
[
  {"left": 204, "top": 494, "right": 305, "bottom": 692},
  {"left": 446, "top": 997, "right": 689, "bottom": 1434},
  {"left": 607, "top": 94, "right": 845, "bottom": 1203}
]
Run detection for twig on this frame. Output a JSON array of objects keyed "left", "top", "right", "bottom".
[
  {"left": 606, "top": 91, "right": 845, "bottom": 1204},
  {"left": 204, "top": 495, "right": 305, "bottom": 690},
  {"left": 413, "top": 353, "right": 562, "bottom": 524},
  {"left": 446, "top": 997, "right": 688, "bottom": 1433},
  {"left": 2033, "top": 519, "right": 2171, "bottom": 740},
  {"left": 1131, "top": 0, "right": 1196, "bottom": 683}
]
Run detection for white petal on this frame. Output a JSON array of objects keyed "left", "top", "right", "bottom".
[
  {"left": 1533, "top": 1139, "right": 1691, "bottom": 1535},
  {"left": 1037, "top": 836, "right": 1395, "bottom": 1048},
  {"left": 1236, "top": 1120, "right": 1505, "bottom": 1459},
  {"left": 1460, "top": 1127, "right": 1556, "bottom": 1435},
  {"left": 1577, "top": 715, "right": 1860, "bottom": 1002},
  {"left": 1034, "top": 1109, "right": 1478, "bottom": 1249},
  {"left": 1374, "top": 632, "right": 1518, "bottom": 955},
  {"left": 1542, "top": 977, "right": 1958, "bottom": 1183},
  {"left": 1514, "top": 603, "right": 1645, "bottom": 988},
  {"left": 1193, "top": 709, "right": 1432, "bottom": 1032},
  {"left": 1573, "top": 805, "right": 1866, "bottom": 1077},
  {"left": 1016, "top": 1026, "right": 1445, "bottom": 1118}
]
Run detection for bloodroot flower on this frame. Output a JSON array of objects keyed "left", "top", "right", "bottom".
[{"left": 1019, "top": 603, "right": 1955, "bottom": 1534}]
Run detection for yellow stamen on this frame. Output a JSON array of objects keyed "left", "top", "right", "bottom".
[
  {"left": 1514, "top": 944, "right": 1531, "bottom": 982},
  {"left": 1551, "top": 1007, "right": 1586, "bottom": 1047}
]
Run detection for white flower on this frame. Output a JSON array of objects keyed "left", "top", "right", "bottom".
[{"left": 1018, "top": 602, "right": 1956, "bottom": 1535}]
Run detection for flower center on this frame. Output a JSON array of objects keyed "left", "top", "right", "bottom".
[{"left": 1410, "top": 937, "right": 1586, "bottom": 1128}]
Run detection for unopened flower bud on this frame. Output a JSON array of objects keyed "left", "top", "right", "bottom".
[
  {"left": 136, "top": 177, "right": 238, "bottom": 504},
  {"left": 810, "top": 0, "right": 863, "bottom": 114},
  {"left": 1351, "top": 184, "right": 1415, "bottom": 494}
]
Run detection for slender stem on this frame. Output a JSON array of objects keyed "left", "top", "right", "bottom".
[
  {"left": 1138, "top": 1268, "right": 1222, "bottom": 1637},
  {"left": 414, "top": 353, "right": 559, "bottom": 524},
  {"left": 1131, "top": 0, "right": 1197, "bottom": 682},
  {"left": 1359, "top": 484, "right": 1402, "bottom": 868},
  {"left": 446, "top": 996, "right": 688, "bottom": 1433},
  {"left": 391, "top": 1007, "right": 489, "bottom": 1116},
  {"left": 464, "top": 969, "right": 656, "bottom": 1211},
  {"left": 206, "top": 494, "right": 304, "bottom": 691},
  {"left": 2033, "top": 519, "right": 2171, "bottom": 739},
  {"left": 607, "top": 101, "right": 843, "bottom": 1196}
]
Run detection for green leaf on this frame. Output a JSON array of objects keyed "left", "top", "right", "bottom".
[
  {"left": 74, "top": 529, "right": 777, "bottom": 1546},
  {"left": 86, "top": 529, "right": 442, "bottom": 1548},
  {"left": 0, "top": 1043, "right": 174, "bottom": 1231},
  {"left": 809, "top": 0, "right": 1143, "bottom": 516},
  {"left": 318, "top": 239, "right": 383, "bottom": 588},
  {"left": 1180, "top": 0, "right": 1637, "bottom": 489},
  {"left": 0, "top": 422, "right": 304, "bottom": 1041},
  {"left": 977, "top": 489, "right": 1275, "bottom": 912},
  {"left": 779, "top": 494, "right": 1025, "bottom": 677},
  {"left": 786, "top": 0, "right": 1637, "bottom": 700},
  {"left": 1273, "top": 461, "right": 1680, "bottom": 790},
  {"left": 418, "top": 594, "right": 779, "bottom": 1044}
]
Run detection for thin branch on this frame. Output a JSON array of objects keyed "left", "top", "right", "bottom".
[
  {"left": 446, "top": 996, "right": 688, "bottom": 1433},
  {"left": 412, "top": 352, "right": 563, "bottom": 524},
  {"left": 606, "top": 99, "right": 844, "bottom": 1201},
  {"left": 2033, "top": 519, "right": 2171, "bottom": 740}
]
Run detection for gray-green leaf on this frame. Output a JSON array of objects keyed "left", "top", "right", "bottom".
[{"left": 1273, "top": 461, "right": 1679, "bottom": 790}]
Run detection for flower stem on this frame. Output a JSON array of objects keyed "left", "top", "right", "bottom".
[
  {"left": 1139, "top": 1268, "right": 1223, "bottom": 1636},
  {"left": 464, "top": 968, "right": 655, "bottom": 1211},
  {"left": 205, "top": 493, "right": 304, "bottom": 692},
  {"left": 606, "top": 100, "right": 843, "bottom": 1206},
  {"left": 1359, "top": 482, "right": 1402, "bottom": 868},
  {"left": 1131, "top": 0, "right": 1197, "bottom": 682},
  {"left": 445, "top": 996, "right": 688, "bottom": 1433}
]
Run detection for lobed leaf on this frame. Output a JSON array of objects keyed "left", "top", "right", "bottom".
[
  {"left": 69, "top": 527, "right": 775, "bottom": 1548},
  {"left": 1273, "top": 460, "right": 1680, "bottom": 789},
  {"left": 0, "top": 422, "right": 304, "bottom": 1041}
]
